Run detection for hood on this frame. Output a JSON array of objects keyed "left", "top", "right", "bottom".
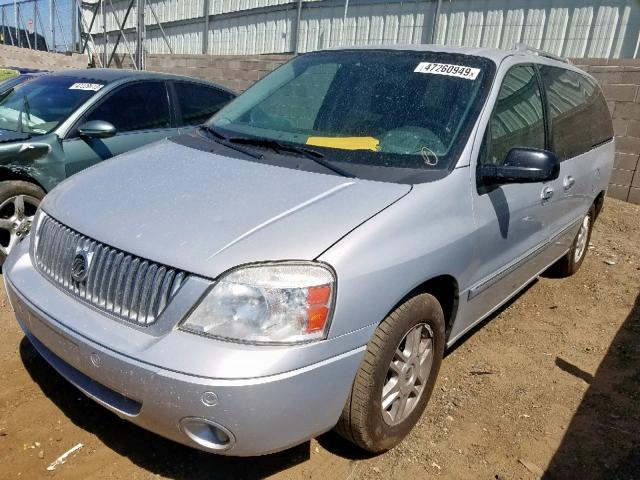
[
  {"left": 42, "top": 140, "right": 411, "bottom": 278},
  {"left": 0, "top": 129, "right": 30, "bottom": 144}
]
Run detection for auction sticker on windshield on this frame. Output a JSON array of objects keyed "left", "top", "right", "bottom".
[
  {"left": 69, "top": 83, "right": 104, "bottom": 91},
  {"left": 414, "top": 62, "right": 480, "bottom": 80}
]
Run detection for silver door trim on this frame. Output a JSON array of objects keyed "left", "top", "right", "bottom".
[{"left": 467, "top": 217, "right": 581, "bottom": 301}]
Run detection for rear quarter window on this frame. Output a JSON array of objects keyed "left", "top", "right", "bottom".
[
  {"left": 582, "top": 74, "right": 614, "bottom": 147},
  {"left": 539, "top": 65, "right": 613, "bottom": 161},
  {"left": 174, "top": 82, "right": 235, "bottom": 126}
]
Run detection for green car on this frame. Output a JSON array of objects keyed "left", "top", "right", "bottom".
[{"left": 0, "top": 69, "right": 235, "bottom": 263}]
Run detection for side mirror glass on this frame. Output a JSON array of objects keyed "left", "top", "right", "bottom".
[
  {"left": 77, "top": 120, "right": 116, "bottom": 139},
  {"left": 480, "top": 148, "right": 559, "bottom": 184}
]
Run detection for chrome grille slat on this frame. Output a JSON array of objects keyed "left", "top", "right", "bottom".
[
  {"left": 156, "top": 269, "right": 175, "bottom": 314},
  {"left": 33, "top": 214, "right": 189, "bottom": 326},
  {"left": 106, "top": 252, "right": 124, "bottom": 312},
  {"left": 140, "top": 263, "right": 158, "bottom": 324},
  {"left": 86, "top": 241, "right": 103, "bottom": 303}
]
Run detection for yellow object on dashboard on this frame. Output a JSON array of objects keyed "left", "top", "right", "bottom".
[{"left": 306, "top": 136, "right": 380, "bottom": 151}]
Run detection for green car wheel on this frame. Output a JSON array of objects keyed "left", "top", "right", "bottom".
[{"left": 0, "top": 181, "right": 45, "bottom": 265}]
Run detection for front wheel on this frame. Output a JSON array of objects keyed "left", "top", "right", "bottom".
[
  {"left": 0, "top": 181, "right": 45, "bottom": 265},
  {"left": 335, "top": 293, "right": 445, "bottom": 453}
]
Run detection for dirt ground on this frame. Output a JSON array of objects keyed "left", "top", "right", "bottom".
[{"left": 0, "top": 198, "right": 638, "bottom": 480}]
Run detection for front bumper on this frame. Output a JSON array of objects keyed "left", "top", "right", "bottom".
[{"left": 4, "top": 240, "right": 366, "bottom": 456}]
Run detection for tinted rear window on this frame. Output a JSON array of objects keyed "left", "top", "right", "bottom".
[
  {"left": 175, "top": 82, "right": 234, "bottom": 126},
  {"left": 539, "top": 65, "right": 613, "bottom": 161}
]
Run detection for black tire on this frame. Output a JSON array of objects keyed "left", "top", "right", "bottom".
[
  {"left": 335, "top": 293, "right": 445, "bottom": 453},
  {"left": 0, "top": 180, "right": 45, "bottom": 265},
  {"left": 551, "top": 205, "right": 595, "bottom": 277}
]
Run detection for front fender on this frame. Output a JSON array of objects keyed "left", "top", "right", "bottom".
[{"left": 0, "top": 135, "right": 65, "bottom": 191}]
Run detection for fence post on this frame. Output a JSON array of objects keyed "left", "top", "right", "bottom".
[
  {"left": 14, "top": 0, "right": 20, "bottom": 47},
  {"left": 72, "top": 0, "right": 77, "bottom": 51},
  {"left": 201, "top": 0, "right": 208, "bottom": 54},
  {"left": 34, "top": 0, "right": 37, "bottom": 50},
  {"left": 135, "top": 0, "right": 144, "bottom": 69},
  {"left": 431, "top": 0, "right": 442, "bottom": 44},
  {"left": 293, "top": 0, "right": 302, "bottom": 54},
  {"left": 102, "top": 0, "right": 108, "bottom": 66},
  {"left": 49, "top": 0, "right": 55, "bottom": 50}
]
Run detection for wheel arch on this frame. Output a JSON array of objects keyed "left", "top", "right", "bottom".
[
  {"left": 593, "top": 190, "right": 606, "bottom": 220},
  {"left": 0, "top": 166, "right": 47, "bottom": 192},
  {"left": 386, "top": 274, "right": 460, "bottom": 340}
]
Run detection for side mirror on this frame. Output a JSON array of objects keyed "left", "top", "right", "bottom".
[
  {"left": 77, "top": 120, "right": 116, "bottom": 139},
  {"left": 479, "top": 148, "right": 559, "bottom": 184}
]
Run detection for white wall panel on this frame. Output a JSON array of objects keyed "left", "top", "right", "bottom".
[
  {"left": 83, "top": 0, "right": 640, "bottom": 59},
  {"left": 543, "top": 8, "right": 568, "bottom": 56},
  {"left": 564, "top": 7, "right": 593, "bottom": 58},
  {"left": 612, "top": 6, "right": 631, "bottom": 58},
  {"left": 589, "top": 6, "right": 619, "bottom": 57},
  {"left": 481, "top": 10, "right": 503, "bottom": 48},
  {"left": 500, "top": 9, "right": 524, "bottom": 49},
  {"left": 209, "top": 9, "right": 293, "bottom": 54},
  {"left": 463, "top": 11, "right": 483, "bottom": 46},
  {"left": 446, "top": 12, "right": 465, "bottom": 46},
  {"left": 521, "top": 8, "right": 545, "bottom": 49}
]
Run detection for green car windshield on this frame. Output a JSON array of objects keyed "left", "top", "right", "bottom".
[
  {"left": 208, "top": 50, "right": 494, "bottom": 179},
  {"left": 0, "top": 76, "right": 105, "bottom": 135}
]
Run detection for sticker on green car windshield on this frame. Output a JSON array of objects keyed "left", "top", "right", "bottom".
[
  {"left": 414, "top": 62, "right": 480, "bottom": 80},
  {"left": 69, "top": 83, "right": 104, "bottom": 91}
]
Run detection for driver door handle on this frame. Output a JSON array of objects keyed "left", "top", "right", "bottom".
[
  {"left": 563, "top": 175, "right": 575, "bottom": 190},
  {"left": 541, "top": 186, "right": 554, "bottom": 201}
]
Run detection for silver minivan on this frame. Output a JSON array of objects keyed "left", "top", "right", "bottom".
[{"left": 5, "top": 45, "right": 614, "bottom": 456}]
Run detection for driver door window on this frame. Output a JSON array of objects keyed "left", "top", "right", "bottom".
[
  {"left": 483, "top": 65, "right": 545, "bottom": 166},
  {"left": 85, "top": 81, "right": 171, "bottom": 133},
  {"left": 63, "top": 81, "right": 174, "bottom": 178}
]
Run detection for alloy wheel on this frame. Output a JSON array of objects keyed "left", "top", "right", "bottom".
[
  {"left": 0, "top": 194, "right": 40, "bottom": 257},
  {"left": 574, "top": 214, "right": 591, "bottom": 263},
  {"left": 381, "top": 323, "right": 434, "bottom": 425}
]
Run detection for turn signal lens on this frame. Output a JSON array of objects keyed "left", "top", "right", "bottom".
[
  {"left": 307, "top": 285, "right": 332, "bottom": 305},
  {"left": 306, "top": 285, "right": 332, "bottom": 333}
]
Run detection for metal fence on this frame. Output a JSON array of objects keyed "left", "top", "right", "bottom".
[
  {"left": 0, "top": 0, "right": 79, "bottom": 52},
  {"left": 83, "top": 0, "right": 640, "bottom": 66}
]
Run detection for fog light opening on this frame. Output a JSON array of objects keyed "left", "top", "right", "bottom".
[{"left": 179, "top": 417, "right": 235, "bottom": 451}]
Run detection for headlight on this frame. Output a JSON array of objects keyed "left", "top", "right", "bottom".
[{"left": 181, "top": 262, "right": 335, "bottom": 344}]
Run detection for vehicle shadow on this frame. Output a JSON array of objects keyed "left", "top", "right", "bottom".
[
  {"left": 543, "top": 293, "right": 640, "bottom": 479},
  {"left": 19, "top": 337, "right": 310, "bottom": 480}
]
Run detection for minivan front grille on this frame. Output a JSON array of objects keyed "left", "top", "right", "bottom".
[{"left": 33, "top": 213, "right": 189, "bottom": 326}]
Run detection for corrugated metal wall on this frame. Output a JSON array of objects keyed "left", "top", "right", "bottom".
[{"left": 82, "top": 0, "right": 640, "bottom": 59}]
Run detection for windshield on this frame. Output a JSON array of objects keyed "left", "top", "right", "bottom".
[
  {"left": 208, "top": 50, "right": 494, "bottom": 180},
  {"left": 0, "top": 76, "right": 105, "bottom": 135}
]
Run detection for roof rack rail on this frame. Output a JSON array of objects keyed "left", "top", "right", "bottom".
[{"left": 514, "top": 43, "right": 571, "bottom": 64}]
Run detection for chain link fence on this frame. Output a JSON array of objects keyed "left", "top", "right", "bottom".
[{"left": 0, "top": 0, "right": 78, "bottom": 52}]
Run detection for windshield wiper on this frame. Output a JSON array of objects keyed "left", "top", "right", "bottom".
[
  {"left": 198, "top": 125, "right": 262, "bottom": 160},
  {"left": 23, "top": 95, "right": 31, "bottom": 125},
  {"left": 228, "top": 136, "right": 355, "bottom": 178},
  {"left": 16, "top": 94, "right": 33, "bottom": 135}
]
